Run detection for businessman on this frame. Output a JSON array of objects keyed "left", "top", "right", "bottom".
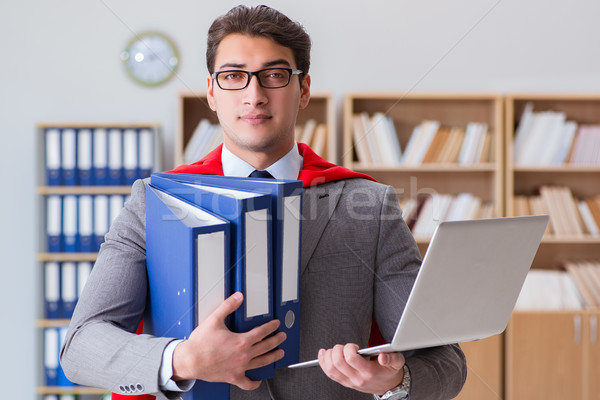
[{"left": 61, "top": 5, "right": 467, "bottom": 400}]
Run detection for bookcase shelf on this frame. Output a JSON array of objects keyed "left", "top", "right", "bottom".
[
  {"left": 37, "top": 186, "right": 133, "bottom": 195},
  {"left": 36, "top": 122, "right": 160, "bottom": 397},
  {"left": 37, "top": 386, "right": 109, "bottom": 395},
  {"left": 344, "top": 92, "right": 504, "bottom": 222},
  {"left": 176, "top": 91, "right": 336, "bottom": 167},
  {"left": 343, "top": 92, "right": 504, "bottom": 400},
  {"left": 504, "top": 94, "right": 600, "bottom": 399},
  {"left": 36, "top": 253, "right": 98, "bottom": 262}
]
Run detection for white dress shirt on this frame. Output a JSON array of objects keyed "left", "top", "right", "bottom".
[{"left": 159, "top": 143, "right": 303, "bottom": 392}]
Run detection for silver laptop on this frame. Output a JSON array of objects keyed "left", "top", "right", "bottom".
[{"left": 288, "top": 215, "right": 548, "bottom": 369}]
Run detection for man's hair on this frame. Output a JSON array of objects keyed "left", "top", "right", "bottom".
[{"left": 206, "top": 5, "right": 311, "bottom": 76}]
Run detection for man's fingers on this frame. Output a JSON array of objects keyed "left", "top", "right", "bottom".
[
  {"left": 232, "top": 376, "right": 262, "bottom": 391},
  {"left": 377, "top": 352, "right": 405, "bottom": 370},
  {"left": 210, "top": 292, "right": 244, "bottom": 322},
  {"left": 247, "top": 348, "right": 285, "bottom": 371},
  {"left": 250, "top": 331, "right": 286, "bottom": 358},
  {"left": 246, "top": 318, "right": 281, "bottom": 344}
]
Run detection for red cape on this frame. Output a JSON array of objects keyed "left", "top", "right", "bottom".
[{"left": 169, "top": 143, "right": 376, "bottom": 187}]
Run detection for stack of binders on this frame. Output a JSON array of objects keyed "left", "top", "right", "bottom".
[{"left": 146, "top": 172, "right": 303, "bottom": 400}]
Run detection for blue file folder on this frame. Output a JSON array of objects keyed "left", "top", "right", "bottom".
[
  {"left": 151, "top": 174, "right": 274, "bottom": 380},
  {"left": 45, "top": 128, "right": 61, "bottom": 186},
  {"left": 46, "top": 195, "right": 62, "bottom": 252},
  {"left": 44, "top": 262, "right": 61, "bottom": 319},
  {"left": 146, "top": 184, "right": 231, "bottom": 400},
  {"left": 44, "top": 327, "right": 59, "bottom": 386},
  {"left": 61, "top": 262, "right": 77, "bottom": 319},
  {"left": 108, "top": 128, "right": 123, "bottom": 185},
  {"left": 61, "top": 128, "right": 77, "bottom": 186},
  {"left": 77, "top": 128, "right": 93, "bottom": 186},
  {"left": 123, "top": 128, "right": 139, "bottom": 185},
  {"left": 154, "top": 172, "right": 303, "bottom": 368},
  {"left": 93, "top": 128, "right": 109, "bottom": 185}
]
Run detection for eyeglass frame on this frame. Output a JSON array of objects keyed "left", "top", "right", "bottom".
[{"left": 211, "top": 67, "right": 304, "bottom": 91}]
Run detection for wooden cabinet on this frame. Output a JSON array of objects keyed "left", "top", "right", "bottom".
[
  {"left": 455, "top": 335, "right": 504, "bottom": 400},
  {"left": 506, "top": 311, "right": 599, "bottom": 400},
  {"left": 176, "top": 91, "right": 336, "bottom": 167}
]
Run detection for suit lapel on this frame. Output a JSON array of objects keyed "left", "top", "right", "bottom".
[{"left": 300, "top": 180, "right": 345, "bottom": 275}]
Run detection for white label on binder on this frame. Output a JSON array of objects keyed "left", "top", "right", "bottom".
[
  {"left": 45, "top": 129, "right": 60, "bottom": 169},
  {"left": 139, "top": 129, "right": 154, "bottom": 169},
  {"left": 245, "top": 209, "right": 270, "bottom": 318},
  {"left": 108, "top": 128, "right": 122, "bottom": 169},
  {"left": 123, "top": 129, "right": 138, "bottom": 169},
  {"left": 46, "top": 196, "right": 62, "bottom": 236},
  {"left": 61, "top": 262, "right": 77, "bottom": 302},
  {"left": 63, "top": 195, "right": 78, "bottom": 237},
  {"left": 78, "top": 195, "right": 93, "bottom": 236},
  {"left": 44, "top": 328, "right": 59, "bottom": 369},
  {"left": 197, "top": 231, "right": 226, "bottom": 324},
  {"left": 45, "top": 262, "right": 60, "bottom": 302},
  {"left": 93, "top": 128, "right": 107, "bottom": 168},
  {"left": 282, "top": 195, "right": 301, "bottom": 302},
  {"left": 77, "top": 128, "right": 93, "bottom": 170},
  {"left": 61, "top": 128, "right": 76, "bottom": 169},
  {"left": 94, "top": 195, "right": 109, "bottom": 235}
]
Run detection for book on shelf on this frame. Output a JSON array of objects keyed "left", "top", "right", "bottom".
[
  {"left": 296, "top": 119, "right": 328, "bottom": 159},
  {"left": 516, "top": 186, "right": 599, "bottom": 236},
  {"left": 402, "top": 192, "right": 493, "bottom": 238},
  {"left": 513, "top": 102, "right": 600, "bottom": 166},
  {"left": 184, "top": 119, "right": 223, "bottom": 165},
  {"left": 351, "top": 114, "right": 492, "bottom": 166},
  {"left": 514, "top": 269, "right": 583, "bottom": 311},
  {"left": 564, "top": 261, "right": 600, "bottom": 309}
]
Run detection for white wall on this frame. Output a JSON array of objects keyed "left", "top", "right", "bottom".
[{"left": 1, "top": 0, "right": 599, "bottom": 397}]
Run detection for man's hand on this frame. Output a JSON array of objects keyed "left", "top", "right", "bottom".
[
  {"left": 172, "top": 292, "right": 286, "bottom": 390},
  {"left": 317, "top": 343, "right": 405, "bottom": 396}
]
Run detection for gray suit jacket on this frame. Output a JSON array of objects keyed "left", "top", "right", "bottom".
[{"left": 61, "top": 178, "right": 466, "bottom": 399}]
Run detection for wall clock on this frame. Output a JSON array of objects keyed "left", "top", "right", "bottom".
[{"left": 121, "top": 31, "right": 179, "bottom": 86}]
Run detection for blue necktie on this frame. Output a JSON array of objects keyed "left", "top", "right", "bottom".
[{"left": 249, "top": 169, "right": 274, "bottom": 179}]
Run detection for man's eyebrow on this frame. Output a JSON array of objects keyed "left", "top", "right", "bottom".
[{"left": 216, "top": 59, "right": 292, "bottom": 71}]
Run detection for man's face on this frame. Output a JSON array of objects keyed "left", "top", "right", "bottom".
[{"left": 207, "top": 33, "right": 310, "bottom": 161}]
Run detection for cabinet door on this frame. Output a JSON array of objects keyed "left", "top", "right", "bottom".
[
  {"left": 506, "top": 312, "right": 584, "bottom": 400},
  {"left": 584, "top": 312, "right": 599, "bottom": 400},
  {"left": 455, "top": 334, "right": 503, "bottom": 400}
]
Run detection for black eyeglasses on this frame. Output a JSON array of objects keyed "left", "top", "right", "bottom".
[{"left": 212, "top": 67, "right": 303, "bottom": 90}]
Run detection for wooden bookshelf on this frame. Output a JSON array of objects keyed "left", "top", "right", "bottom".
[
  {"left": 176, "top": 91, "right": 337, "bottom": 167},
  {"left": 504, "top": 94, "right": 600, "bottom": 399},
  {"left": 505, "top": 94, "right": 600, "bottom": 269},
  {"left": 343, "top": 92, "right": 504, "bottom": 400}
]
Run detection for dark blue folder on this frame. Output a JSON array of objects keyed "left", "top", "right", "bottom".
[
  {"left": 154, "top": 172, "right": 303, "bottom": 368},
  {"left": 146, "top": 184, "right": 231, "bottom": 400},
  {"left": 150, "top": 174, "right": 274, "bottom": 380}
]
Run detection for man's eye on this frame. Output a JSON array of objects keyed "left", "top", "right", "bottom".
[{"left": 224, "top": 73, "right": 243, "bottom": 80}]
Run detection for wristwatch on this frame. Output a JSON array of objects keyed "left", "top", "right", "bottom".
[{"left": 373, "top": 364, "right": 411, "bottom": 400}]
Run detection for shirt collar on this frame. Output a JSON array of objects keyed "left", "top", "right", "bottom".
[{"left": 221, "top": 143, "right": 303, "bottom": 180}]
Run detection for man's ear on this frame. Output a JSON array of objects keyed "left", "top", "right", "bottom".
[
  {"left": 299, "top": 74, "right": 311, "bottom": 110},
  {"left": 207, "top": 76, "right": 217, "bottom": 111}
]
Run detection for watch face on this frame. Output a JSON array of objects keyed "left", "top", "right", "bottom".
[{"left": 121, "top": 32, "right": 179, "bottom": 86}]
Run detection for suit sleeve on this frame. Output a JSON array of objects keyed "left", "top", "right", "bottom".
[
  {"left": 373, "top": 185, "right": 467, "bottom": 399},
  {"left": 59, "top": 179, "right": 180, "bottom": 400}
]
